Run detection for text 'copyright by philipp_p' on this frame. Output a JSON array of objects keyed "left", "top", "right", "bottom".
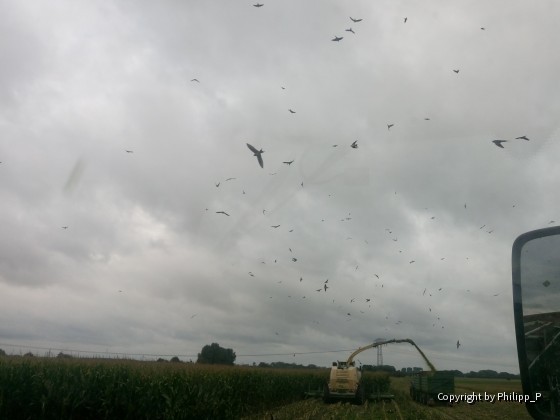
[{"left": 437, "top": 392, "right": 542, "bottom": 404}]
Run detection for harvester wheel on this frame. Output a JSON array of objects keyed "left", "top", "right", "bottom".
[
  {"left": 323, "top": 383, "right": 331, "bottom": 404},
  {"left": 355, "top": 385, "right": 365, "bottom": 405}
]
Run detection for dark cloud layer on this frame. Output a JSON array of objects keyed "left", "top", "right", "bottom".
[{"left": 1, "top": 1, "right": 560, "bottom": 372}]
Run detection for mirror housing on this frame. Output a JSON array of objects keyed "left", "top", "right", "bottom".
[{"left": 513, "top": 227, "right": 560, "bottom": 419}]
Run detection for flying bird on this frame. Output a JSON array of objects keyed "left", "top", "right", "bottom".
[
  {"left": 271, "top": 225, "right": 280, "bottom": 228},
  {"left": 453, "top": 69, "right": 460, "bottom": 74},
  {"left": 225, "top": 177, "right": 236, "bottom": 181},
  {"left": 387, "top": 124, "right": 394, "bottom": 130},
  {"left": 216, "top": 211, "right": 230, "bottom": 216},
  {"left": 283, "top": 160, "right": 294, "bottom": 165},
  {"left": 191, "top": 79, "right": 200, "bottom": 82},
  {"left": 516, "top": 135, "right": 530, "bottom": 141},
  {"left": 215, "top": 182, "right": 220, "bottom": 187},
  {"left": 246, "top": 143, "right": 264, "bottom": 168},
  {"left": 61, "top": 226, "right": 68, "bottom": 229},
  {"left": 492, "top": 140, "right": 507, "bottom": 148},
  {"left": 253, "top": 3, "right": 263, "bottom": 7},
  {"left": 125, "top": 150, "right": 133, "bottom": 153},
  {"left": 289, "top": 109, "right": 296, "bottom": 113},
  {"left": 404, "top": 17, "right": 407, "bottom": 23},
  {"left": 351, "top": 140, "right": 358, "bottom": 149},
  {"left": 350, "top": 17, "right": 363, "bottom": 22},
  {"left": 345, "top": 28, "right": 355, "bottom": 34},
  {"left": 332, "top": 36, "right": 343, "bottom": 42},
  {"left": 457, "top": 340, "right": 461, "bottom": 349}
]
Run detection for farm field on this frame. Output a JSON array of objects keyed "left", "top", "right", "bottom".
[
  {"left": 0, "top": 357, "right": 534, "bottom": 419},
  {"left": 246, "top": 377, "right": 534, "bottom": 420}
]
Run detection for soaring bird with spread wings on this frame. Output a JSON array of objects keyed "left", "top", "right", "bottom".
[
  {"left": 246, "top": 143, "right": 264, "bottom": 168},
  {"left": 492, "top": 140, "right": 507, "bottom": 148}
]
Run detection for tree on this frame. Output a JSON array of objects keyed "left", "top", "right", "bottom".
[{"left": 197, "top": 343, "right": 236, "bottom": 365}]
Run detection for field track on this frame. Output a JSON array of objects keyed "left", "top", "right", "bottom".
[{"left": 244, "top": 377, "right": 534, "bottom": 420}]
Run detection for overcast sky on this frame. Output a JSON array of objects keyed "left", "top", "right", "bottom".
[{"left": 1, "top": 1, "right": 560, "bottom": 373}]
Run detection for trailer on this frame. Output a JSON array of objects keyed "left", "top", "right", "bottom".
[{"left": 409, "top": 371, "right": 455, "bottom": 405}]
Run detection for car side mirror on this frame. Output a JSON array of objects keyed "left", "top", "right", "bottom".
[{"left": 513, "top": 227, "right": 560, "bottom": 419}]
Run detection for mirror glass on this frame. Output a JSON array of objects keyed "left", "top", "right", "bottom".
[{"left": 513, "top": 227, "right": 560, "bottom": 419}]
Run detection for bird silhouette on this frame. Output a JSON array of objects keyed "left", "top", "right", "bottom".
[
  {"left": 271, "top": 225, "right": 280, "bottom": 228},
  {"left": 492, "top": 140, "right": 507, "bottom": 148},
  {"left": 457, "top": 340, "right": 461, "bottom": 349},
  {"left": 387, "top": 124, "right": 394, "bottom": 130},
  {"left": 61, "top": 226, "right": 68, "bottom": 229},
  {"left": 283, "top": 160, "right": 294, "bottom": 165},
  {"left": 289, "top": 109, "right": 296, "bottom": 113},
  {"left": 404, "top": 17, "right": 407, "bottom": 23},
  {"left": 332, "top": 36, "right": 343, "bottom": 42},
  {"left": 345, "top": 28, "right": 355, "bottom": 34},
  {"left": 246, "top": 143, "right": 264, "bottom": 168},
  {"left": 253, "top": 3, "right": 263, "bottom": 7},
  {"left": 225, "top": 177, "right": 236, "bottom": 181},
  {"left": 350, "top": 17, "right": 363, "bottom": 22},
  {"left": 215, "top": 182, "right": 220, "bottom": 187},
  {"left": 453, "top": 69, "right": 460, "bottom": 74},
  {"left": 351, "top": 140, "right": 358, "bottom": 149},
  {"left": 125, "top": 150, "right": 133, "bottom": 153},
  {"left": 191, "top": 79, "right": 200, "bottom": 82},
  {"left": 516, "top": 135, "right": 530, "bottom": 141},
  {"left": 216, "top": 211, "right": 230, "bottom": 216}
]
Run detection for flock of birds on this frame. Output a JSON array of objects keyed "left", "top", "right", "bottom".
[
  {"left": 178, "top": 6, "right": 547, "bottom": 358},
  {"left": 28, "top": 3, "right": 544, "bottom": 366}
]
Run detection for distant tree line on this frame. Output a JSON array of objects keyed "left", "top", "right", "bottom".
[
  {"left": 255, "top": 361, "right": 320, "bottom": 369},
  {"left": 0, "top": 348, "right": 520, "bottom": 378}
]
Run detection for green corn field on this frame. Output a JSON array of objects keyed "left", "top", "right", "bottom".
[{"left": 0, "top": 356, "right": 390, "bottom": 419}]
